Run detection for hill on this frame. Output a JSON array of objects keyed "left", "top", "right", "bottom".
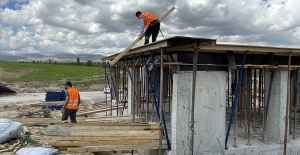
[
  {"left": 0, "top": 61, "right": 107, "bottom": 93},
  {"left": 0, "top": 52, "right": 105, "bottom": 62}
]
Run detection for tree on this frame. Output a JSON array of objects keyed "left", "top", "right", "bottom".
[
  {"left": 49, "top": 59, "right": 51, "bottom": 64},
  {"left": 32, "top": 60, "right": 35, "bottom": 63},
  {"left": 76, "top": 57, "right": 80, "bottom": 66},
  {"left": 87, "top": 60, "right": 92, "bottom": 66}
]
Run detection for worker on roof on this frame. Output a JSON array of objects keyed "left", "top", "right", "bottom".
[
  {"left": 61, "top": 81, "right": 80, "bottom": 123},
  {"left": 136, "top": 11, "right": 160, "bottom": 45}
]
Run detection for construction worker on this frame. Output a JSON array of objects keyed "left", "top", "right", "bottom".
[
  {"left": 61, "top": 81, "right": 80, "bottom": 123},
  {"left": 136, "top": 11, "right": 160, "bottom": 45}
]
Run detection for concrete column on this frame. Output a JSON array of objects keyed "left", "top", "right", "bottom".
[
  {"left": 265, "top": 70, "right": 288, "bottom": 143},
  {"left": 170, "top": 69, "right": 226, "bottom": 155}
]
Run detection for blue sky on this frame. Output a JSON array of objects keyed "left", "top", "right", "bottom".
[
  {"left": 1, "top": 0, "right": 29, "bottom": 10},
  {"left": 0, "top": 0, "right": 300, "bottom": 56}
]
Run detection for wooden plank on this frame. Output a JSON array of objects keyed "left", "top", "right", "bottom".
[
  {"left": 55, "top": 139, "right": 161, "bottom": 146},
  {"left": 72, "top": 130, "right": 160, "bottom": 136},
  {"left": 50, "top": 124, "right": 160, "bottom": 130},
  {"left": 23, "top": 126, "right": 30, "bottom": 135},
  {"left": 67, "top": 144, "right": 168, "bottom": 152},
  {"left": 110, "top": 6, "right": 175, "bottom": 65},
  {"left": 44, "top": 136, "right": 160, "bottom": 141},
  {"left": 158, "top": 6, "right": 175, "bottom": 22},
  {"left": 110, "top": 35, "right": 144, "bottom": 65}
]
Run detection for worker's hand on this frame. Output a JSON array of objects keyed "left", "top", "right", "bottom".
[{"left": 61, "top": 108, "right": 64, "bottom": 113}]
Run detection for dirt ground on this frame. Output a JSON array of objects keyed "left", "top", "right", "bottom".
[{"left": 0, "top": 69, "right": 127, "bottom": 154}]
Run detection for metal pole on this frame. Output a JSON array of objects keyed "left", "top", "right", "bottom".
[
  {"left": 168, "top": 66, "right": 171, "bottom": 112},
  {"left": 115, "top": 63, "right": 119, "bottom": 115},
  {"left": 228, "top": 70, "right": 230, "bottom": 109},
  {"left": 253, "top": 69, "right": 257, "bottom": 131},
  {"left": 266, "top": 71, "right": 274, "bottom": 117},
  {"left": 225, "top": 50, "right": 248, "bottom": 149},
  {"left": 233, "top": 69, "right": 238, "bottom": 148},
  {"left": 151, "top": 71, "right": 154, "bottom": 122},
  {"left": 189, "top": 48, "right": 198, "bottom": 155},
  {"left": 258, "top": 69, "right": 262, "bottom": 125},
  {"left": 263, "top": 68, "right": 267, "bottom": 143},
  {"left": 146, "top": 69, "right": 149, "bottom": 122},
  {"left": 104, "top": 61, "right": 108, "bottom": 116},
  {"left": 246, "top": 68, "right": 251, "bottom": 146},
  {"left": 159, "top": 48, "right": 164, "bottom": 155},
  {"left": 293, "top": 70, "right": 298, "bottom": 139},
  {"left": 132, "top": 57, "right": 136, "bottom": 122},
  {"left": 239, "top": 79, "right": 243, "bottom": 128},
  {"left": 289, "top": 71, "right": 293, "bottom": 135},
  {"left": 283, "top": 52, "right": 292, "bottom": 155}
]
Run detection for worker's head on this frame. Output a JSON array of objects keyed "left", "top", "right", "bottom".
[
  {"left": 136, "top": 11, "right": 141, "bottom": 18},
  {"left": 65, "top": 81, "right": 72, "bottom": 89}
]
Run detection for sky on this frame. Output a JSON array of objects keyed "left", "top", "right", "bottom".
[{"left": 0, "top": 0, "right": 300, "bottom": 56}]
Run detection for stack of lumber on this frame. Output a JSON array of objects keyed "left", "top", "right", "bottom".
[
  {"left": 44, "top": 123, "right": 167, "bottom": 152},
  {"left": 11, "top": 116, "right": 135, "bottom": 126}
]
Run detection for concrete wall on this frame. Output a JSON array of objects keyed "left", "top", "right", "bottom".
[
  {"left": 170, "top": 70, "right": 226, "bottom": 155},
  {"left": 265, "top": 70, "right": 288, "bottom": 143}
]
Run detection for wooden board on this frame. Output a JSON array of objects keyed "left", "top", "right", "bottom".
[
  {"left": 23, "top": 126, "right": 30, "bottom": 135},
  {"left": 44, "top": 136, "right": 160, "bottom": 141},
  {"left": 71, "top": 130, "right": 160, "bottom": 136},
  {"left": 55, "top": 139, "right": 162, "bottom": 146},
  {"left": 11, "top": 116, "right": 135, "bottom": 125},
  {"left": 67, "top": 144, "right": 168, "bottom": 152}
]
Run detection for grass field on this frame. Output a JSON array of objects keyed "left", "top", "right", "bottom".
[{"left": 0, "top": 61, "right": 106, "bottom": 83}]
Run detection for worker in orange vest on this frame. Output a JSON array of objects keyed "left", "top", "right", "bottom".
[
  {"left": 61, "top": 81, "right": 80, "bottom": 123},
  {"left": 136, "top": 11, "right": 160, "bottom": 45}
]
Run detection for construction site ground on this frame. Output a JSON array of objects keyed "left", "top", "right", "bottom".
[{"left": 0, "top": 90, "right": 146, "bottom": 155}]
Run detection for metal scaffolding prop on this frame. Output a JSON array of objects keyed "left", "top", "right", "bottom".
[
  {"left": 142, "top": 52, "right": 171, "bottom": 150},
  {"left": 225, "top": 50, "right": 248, "bottom": 149}
]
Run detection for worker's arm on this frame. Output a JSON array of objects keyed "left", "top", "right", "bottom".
[
  {"left": 61, "top": 96, "right": 69, "bottom": 113},
  {"left": 139, "top": 18, "right": 145, "bottom": 35}
]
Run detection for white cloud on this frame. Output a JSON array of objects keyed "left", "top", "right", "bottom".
[{"left": 0, "top": 0, "right": 300, "bottom": 58}]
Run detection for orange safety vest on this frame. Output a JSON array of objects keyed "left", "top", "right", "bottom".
[
  {"left": 139, "top": 12, "right": 158, "bottom": 29},
  {"left": 65, "top": 88, "right": 79, "bottom": 110}
]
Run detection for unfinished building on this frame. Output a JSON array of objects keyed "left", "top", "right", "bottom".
[{"left": 102, "top": 36, "right": 300, "bottom": 155}]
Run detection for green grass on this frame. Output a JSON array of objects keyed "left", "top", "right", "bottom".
[
  {"left": 20, "top": 135, "right": 41, "bottom": 147},
  {"left": 0, "top": 61, "right": 106, "bottom": 82}
]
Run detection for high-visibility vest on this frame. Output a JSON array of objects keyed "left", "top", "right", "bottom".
[
  {"left": 139, "top": 12, "right": 158, "bottom": 29},
  {"left": 65, "top": 88, "right": 79, "bottom": 110}
]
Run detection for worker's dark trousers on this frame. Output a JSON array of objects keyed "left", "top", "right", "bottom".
[
  {"left": 62, "top": 108, "right": 77, "bottom": 123},
  {"left": 144, "top": 21, "right": 160, "bottom": 45}
]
